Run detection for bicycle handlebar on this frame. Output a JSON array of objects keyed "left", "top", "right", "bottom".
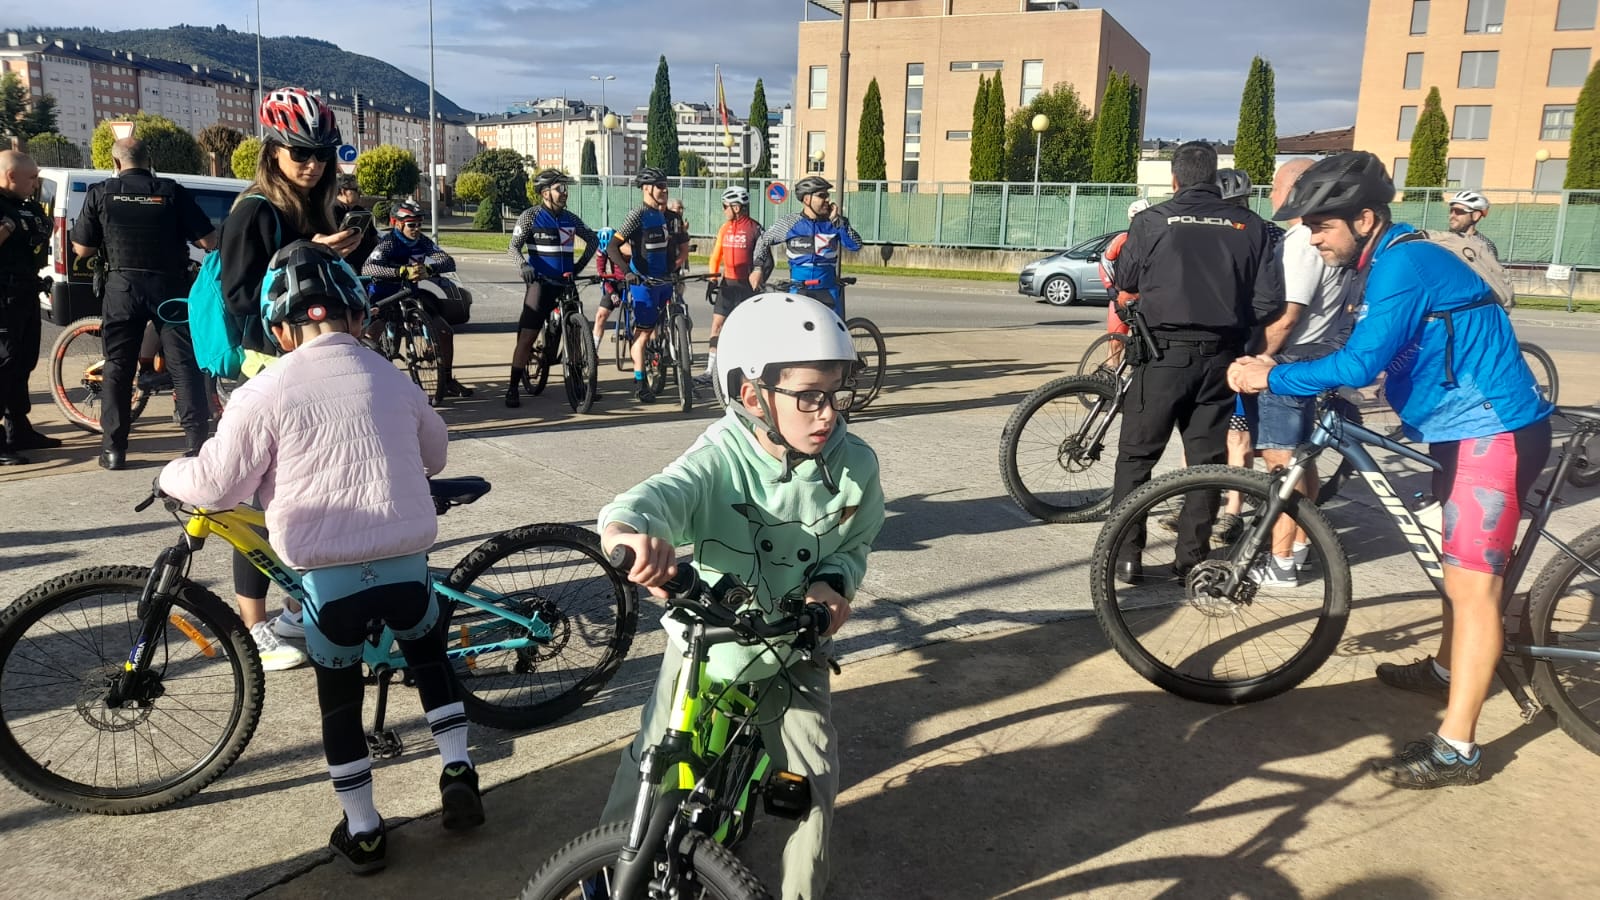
[
  {"left": 607, "top": 546, "right": 831, "bottom": 641},
  {"left": 767, "top": 276, "right": 856, "bottom": 291}
]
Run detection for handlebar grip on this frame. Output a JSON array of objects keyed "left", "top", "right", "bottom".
[
  {"left": 134, "top": 493, "right": 156, "bottom": 513},
  {"left": 840, "top": 277, "right": 857, "bottom": 286},
  {"left": 606, "top": 545, "right": 635, "bottom": 572},
  {"left": 803, "top": 602, "right": 831, "bottom": 637},
  {"left": 606, "top": 545, "right": 699, "bottom": 597}
]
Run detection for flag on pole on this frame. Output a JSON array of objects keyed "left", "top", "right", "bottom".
[{"left": 715, "top": 65, "right": 731, "bottom": 141}]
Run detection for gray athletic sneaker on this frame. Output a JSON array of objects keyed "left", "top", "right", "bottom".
[{"left": 1375, "top": 656, "right": 1451, "bottom": 703}]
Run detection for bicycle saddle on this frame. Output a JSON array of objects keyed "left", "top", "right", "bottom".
[
  {"left": 429, "top": 476, "right": 492, "bottom": 506},
  {"left": 1557, "top": 407, "right": 1600, "bottom": 434}
]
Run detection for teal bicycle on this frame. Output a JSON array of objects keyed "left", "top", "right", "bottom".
[
  {"left": 0, "top": 477, "right": 638, "bottom": 814},
  {"left": 520, "top": 547, "right": 835, "bottom": 900}
]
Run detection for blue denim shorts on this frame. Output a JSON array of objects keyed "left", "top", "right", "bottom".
[{"left": 1255, "top": 389, "right": 1316, "bottom": 451}]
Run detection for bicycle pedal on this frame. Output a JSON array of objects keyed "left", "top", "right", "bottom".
[{"left": 762, "top": 770, "right": 812, "bottom": 820}]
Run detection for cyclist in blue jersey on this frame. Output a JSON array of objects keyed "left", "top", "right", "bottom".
[
  {"left": 1230, "top": 151, "right": 1553, "bottom": 790},
  {"left": 751, "top": 176, "right": 863, "bottom": 315},
  {"left": 504, "top": 169, "right": 599, "bottom": 408},
  {"left": 605, "top": 167, "right": 689, "bottom": 404}
]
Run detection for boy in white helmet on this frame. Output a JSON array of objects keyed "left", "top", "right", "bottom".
[{"left": 597, "top": 293, "right": 885, "bottom": 899}]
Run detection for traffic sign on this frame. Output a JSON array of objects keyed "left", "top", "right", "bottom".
[
  {"left": 338, "top": 144, "right": 358, "bottom": 163},
  {"left": 767, "top": 182, "right": 787, "bottom": 205}
]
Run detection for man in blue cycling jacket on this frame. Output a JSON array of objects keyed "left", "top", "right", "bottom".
[
  {"left": 751, "top": 176, "right": 862, "bottom": 315},
  {"left": 504, "top": 168, "right": 598, "bottom": 408},
  {"left": 605, "top": 167, "right": 688, "bottom": 404}
]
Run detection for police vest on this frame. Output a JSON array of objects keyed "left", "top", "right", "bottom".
[{"left": 101, "top": 176, "right": 186, "bottom": 273}]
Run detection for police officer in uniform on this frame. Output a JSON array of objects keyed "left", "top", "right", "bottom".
[
  {"left": 1111, "top": 141, "right": 1285, "bottom": 580},
  {"left": 0, "top": 149, "right": 53, "bottom": 466},
  {"left": 69, "top": 138, "right": 217, "bottom": 470}
]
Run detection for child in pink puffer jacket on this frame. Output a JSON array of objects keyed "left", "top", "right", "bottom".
[{"left": 158, "top": 241, "right": 482, "bottom": 875}]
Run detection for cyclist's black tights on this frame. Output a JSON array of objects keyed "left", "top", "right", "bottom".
[
  {"left": 312, "top": 584, "right": 458, "bottom": 767},
  {"left": 234, "top": 552, "right": 269, "bottom": 601}
]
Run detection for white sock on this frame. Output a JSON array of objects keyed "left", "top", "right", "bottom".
[
  {"left": 1439, "top": 734, "right": 1477, "bottom": 758},
  {"left": 1432, "top": 659, "right": 1452, "bottom": 683},
  {"left": 426, "top": 701, "right": 472, "bottom": 769},
  {"left": 329, "top": 758, "right": 381, "bottom": 835},
  {"left": 1273, "top": 554, "right": 1295, "bottom": 570}
]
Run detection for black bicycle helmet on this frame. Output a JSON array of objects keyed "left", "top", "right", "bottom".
[
  {"left": 534, "top": 168, "right": 573, "bottom": 192},
  {"left": 1273, "top": 151, "right": 1395, "bottom": 221},
  {"left": 260, "top": 241, "right": 369, "bottom": 348},
  {"left": 635, "top": 167, "right": 669, "bottom": 187},
  {"left": 795, "top": 176, "right": 832, "bottom": 199},
  {"left": 1215, "top": 168, "right": 1252, "bottom": 203}
]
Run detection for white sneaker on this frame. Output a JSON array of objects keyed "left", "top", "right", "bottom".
[
  {"left": 250, "top": 621, "right": 308, "bottom": 671},
  {"left": 272, "top": 610, "right": 305, "bottom": 640}
]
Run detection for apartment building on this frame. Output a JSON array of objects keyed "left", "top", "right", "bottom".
[
  {"left": 795, "top": 0, "right": 1150, "bottom": 184},
  {"left": 1353, "top": 0, "right": 1597, "bottom": 191}
]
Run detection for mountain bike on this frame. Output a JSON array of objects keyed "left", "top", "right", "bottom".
[
  {"left": 1087, "top": 399, "right": 1600, "bottom": 757},
  {"left": 0, "top": 478, "right": 638, "bottom": 815},
  {"left": 524, "top": 275, "right": 603, "bottom": 414},
  {"left": 364, "top": 283, "right": 447, "bottom": 405},
  {"left": 520, "top": 547, "right": 835, "bottom": 900},
  {"left": 768, "top": 277, "right": 885, "bottom": 415},
  {"left": 48, "top": 317, "right": 234, "bottom": 433},
  {"left": 633, "top": 273, "right": 711, "bottom": 414}
]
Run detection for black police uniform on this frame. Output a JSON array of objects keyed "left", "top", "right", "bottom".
[
  {"left": 0, "top": 186, "right": 49, "bottom": 460},
  {"left": 1111, "top": 182, "right": 1285, "bottom": 569},
  {"left": 68, "top": 169, "right": 216, "bottom": 456}
]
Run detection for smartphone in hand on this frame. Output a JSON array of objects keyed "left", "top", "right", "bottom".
[{"left": 339, "top": 209, "right": 373, "bottom": 234}]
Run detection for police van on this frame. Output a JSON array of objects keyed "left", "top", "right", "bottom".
[{"left": 34, "top": 168, "right": 249, "bottom": 325}]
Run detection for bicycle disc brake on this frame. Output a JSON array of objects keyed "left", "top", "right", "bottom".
[{"left": 1184, "top": 560, "right": 1258, "bottom": 617}]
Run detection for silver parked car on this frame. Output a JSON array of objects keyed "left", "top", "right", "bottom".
[{"left": 1017, "top": 231, "right": 1121, "bottom": 307}]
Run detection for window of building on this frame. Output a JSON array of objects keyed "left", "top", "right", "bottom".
[
  {"left": 1404, "top": 52, "right": 1424, "bottom": 89},
  {"left": 946, "top": 130, "right": 971, "bottom": 140},
  {"left": 1411, "top": 0, "right": 1431, "bottom": 33},
  {"left": 949, "top": 61, "right": 1003, "bottom": 72},
  {"left": 1465, "top": 0, "right": 1506, "bottom": 31},
  {"left": 1447, "top": 157, "right": 1486, "bottom": 187},
  {"left": 1021, "top": 60, "right": 1044, "bottom": 105},
  {"left": 1549, "top": 48, "right": 1592, "bottom": 85},
  {"left": 903, "top": 63, "right": 924, "bottom": 182},
  {"left": 1393, "top": 158, "right": 1410, "bottom": 188},
  {"left": 1535, "top": 157, "right": 1569, "bottom": 191},
  {"left": 1452, "top": 105, "right": 1492, "bottom": 139},
  {"left": 1458, "top": 50, "right": 1498, "bottom": 88},
  {"left": 1397, "top": 106, "right": 1419, "bottom": 140},
  {"left": 808, "top": 66, "right": 827, "bottom": 110},
  {"left": 1556, "top": 0, "right": 1597, "bottom": 30},
  {"left": 1543, "top": 104, "right": 1577, "bottom": 140}
]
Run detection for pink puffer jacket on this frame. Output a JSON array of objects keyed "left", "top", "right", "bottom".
[{"left": 159, "top": 332, "right": 448, "bottom": 570}]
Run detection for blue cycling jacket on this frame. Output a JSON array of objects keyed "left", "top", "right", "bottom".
[
  {"left": 1269, "top": 222, "right": 1552, "bottom": 443},
  {"left": 753, "top": 212, "right": 863, "bottom": 293},
  {"left": 506, "top": 205, "right": 598, "bottom": 281}
]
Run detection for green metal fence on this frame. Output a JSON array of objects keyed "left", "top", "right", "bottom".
[{"left": 566, "top": 178, "right": 1600, "bottom": 267}]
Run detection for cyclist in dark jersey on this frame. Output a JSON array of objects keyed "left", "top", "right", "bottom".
[
  {"left": 605, "top": 167, "right": 688, "bottom": 404},
  {"left": 504, "top": 169, "right": 598, "bottom": 408},
  {"left": 752, "top": 176, "right": 862, "bottom": 315},
  {"left": 363, "top": 201, "right": 470, "bottom": 402}
]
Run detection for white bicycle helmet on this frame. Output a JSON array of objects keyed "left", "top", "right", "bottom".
[
  {"left": 1449, "top": 189, "right": 1490, "bottom": 212},
  {"left": 722, "top": 186, "right": 750, "bottom": 206},
  {"left": 1127, "top": 198, "right": 1151, "bottom": 219}
]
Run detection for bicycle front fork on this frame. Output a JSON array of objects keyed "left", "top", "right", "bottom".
[{"left": 108, "top": 544, "right": 191, "bottom": 707}]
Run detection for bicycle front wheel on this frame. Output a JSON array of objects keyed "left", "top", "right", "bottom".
[
  {"left": 1090, "top": 465, "right": 1352, "bottom": 704},
  {"left": 1526, "top": 524, "right": 1600, "bottom": 755},
  {"left": 1520, "top": 342, "right": 1559, "bottom": 406},
  {"left": 999, "top": 373, "right": 1122, "bottom": 523},
  {"left": 845, "top": 317, "right": 886, "bottom": 412},
  {"left": 520, "top": 821, "right": 771, "bottom": 900},
  {"left": 443, "top": 524, "right": 638, "bottom": 730},
  {"left": 673, "top": 315, "right": 695, "bottom": 414},
  {"left": 401, "top": 318, "right": 441, "bottom": 404},
  {"left": 564, "top": 312, "right": 599, "bottom": 414},
  {"left": 0, "top": 566, "right": 265, "bottom": 814}
]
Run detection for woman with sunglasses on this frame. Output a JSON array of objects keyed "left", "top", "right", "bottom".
[{"left": 216, "top": 86, "right": 361, "bottom": 671}]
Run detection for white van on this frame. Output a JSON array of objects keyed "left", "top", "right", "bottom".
[{"left": 34, "top": 168, "right": 250, "bottom": 325}]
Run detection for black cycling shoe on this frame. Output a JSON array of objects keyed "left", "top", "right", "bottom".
[
  {"left": 443, "top": 378, "right": 474, "bottom": 398},
  {"left": 1370, "top": 733, "right": 1482, "bottom": 789},
  {"left": 636, "top": 383, "right": 656, "bottom": 404},
  {"left": 504, "top": 390, "right": 521, "bottom": 409},
  {"left": 328, "top": 816, "right": 387, "bottom": 875},
  {"left": 439, "top": 763, "right": 485, "bottom": 832}
]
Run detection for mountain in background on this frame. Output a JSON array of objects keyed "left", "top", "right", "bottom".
[{"left": 6, "top": 24, "right": 471, "bottom": 116}]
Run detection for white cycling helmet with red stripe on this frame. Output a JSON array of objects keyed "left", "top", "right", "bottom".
[{"left": 259, "top": 87, "right": 341, "bottom": 149}]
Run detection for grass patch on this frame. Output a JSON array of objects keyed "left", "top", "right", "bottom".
[
  {"left": 1513, "top": 294, "right": 1600, "bottom": 314},
  {"left": 439, "top": 232, "right": 517, "bottom": 253}
]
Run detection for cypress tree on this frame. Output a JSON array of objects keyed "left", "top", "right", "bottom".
[
  {"left": 1409, "top": 86, "right": 1450, "bottom": 188},
  {"left": 970, "top": 74, "right": 990, "bottom": 181},
  {"left": 1234, "top": 56, "right": 1278, "bottom": 188},
  {"left": 581, "top": 139, "right": 598, "bottom": 176},
  {"left": 646, "top": 55, "right": 681, "bottom": 176},
  {"left": 1092, "top": 72, "right": 1130, "bottom": 182},
  {"left": 749, "top": 79, "right": 772, "bottom": 178},
  {"left": 1567, "top": 61, "right": 1600, "bottom": 189},
  {"left": 984, "top": 73, "right": 1008, "bottom": 181},
  {"left": 858, "top": 78, "right": 887, "bottom": 181}
]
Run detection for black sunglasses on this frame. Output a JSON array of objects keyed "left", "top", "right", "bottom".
[
  {"left": 766, "top": 384, "right": 856, "bottom": 412},
  {"left": 286, "top": 145, "right": 337, "bottom": 164}
]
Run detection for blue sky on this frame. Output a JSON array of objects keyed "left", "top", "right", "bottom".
[{"left": 20, "top": 0, "right": 1368, "bottom": 138}]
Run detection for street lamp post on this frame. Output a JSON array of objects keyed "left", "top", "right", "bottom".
[
  {"left": 1031, "top": 113, "right": 1050, "bottom": 190},
  {"left": 591, "top": 74, "right": 617, "bottom": 222},
  {"left": 427, "top": 0, "right": 439, "bottom": 238},
  {"left": 810, "top": 149, "right": 825, "bottom": 174}
]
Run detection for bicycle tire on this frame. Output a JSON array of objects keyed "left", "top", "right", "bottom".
[
  {"left": 1526, "top": 523, "right": 1600, "bottom": 756},
  {"left": 999, "top": 373, "right": 1123, "bottom": 523},
  {"left": 443, "top": 524, "right": 638, "bottom": 730},
  {"left": 0, "top": 566, "right": 265, "bottom": 814},
  {"left": 1520, "top": 341, "right": 1559, "bottom": 407},
  {"left": 1089, "top": 465, "right": 1352, "bottom": 704},
  {"left": 845, "top": 317, "right": 886, "bottom": 413},
  {"left": 520, "top": 821, "right": 771, "bottom": 900},
  {"left": 1076, "top": 332, "right": 1128, "bottom": 380},
  {"left": 402, "top": 316, "right": 441, "bottom": 404},
  {"left": 1568, "top": 433, "right": 1600, "bottom": 489},
  {"left": 673, "top": 315, "right": 695, "bottom": 414},
  {"left": 563, "top": 312, "right": 599, "bottom": 414},
  {"left": 47, "top": 317, "right": 153, "bottom": 434},
  {"left": 645, "top": 333, "right": 668, "bottom": 398}
]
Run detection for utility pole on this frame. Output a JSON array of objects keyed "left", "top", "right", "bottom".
[
  {"left": 428, "top": 0, "right": 439, "bottom": 238},
  {"left": 254, "top": 1, "right": 264, "bottom": 136},
  {"left": 835, "top": 0, "right": 851, "bottom": 189}
]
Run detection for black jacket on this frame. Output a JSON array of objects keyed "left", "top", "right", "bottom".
[
  {"left": 219, "top": 196, "right": 304, "bottom": 355},
  {"left": 1114, "top": 183, "right": 1284, "bottom": 339}
]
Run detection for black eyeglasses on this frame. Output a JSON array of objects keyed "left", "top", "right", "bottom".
[
  {"left": 766, "top": 384, "right": 856, "bottom": 412},
  {"left": 807, "top": 192, "right": 831, "bottom": 202},
  {"left": 286, "top": 145, "right": 337, "bottom": 164}
]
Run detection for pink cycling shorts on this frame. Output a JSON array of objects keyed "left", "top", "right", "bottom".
[{"left": 1431, "top": 417, "right": 1551, "bottom": 575}]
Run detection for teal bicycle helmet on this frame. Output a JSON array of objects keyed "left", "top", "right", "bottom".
[{"left": 260, "top": 240, "right": 369, "bottom": 349}]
